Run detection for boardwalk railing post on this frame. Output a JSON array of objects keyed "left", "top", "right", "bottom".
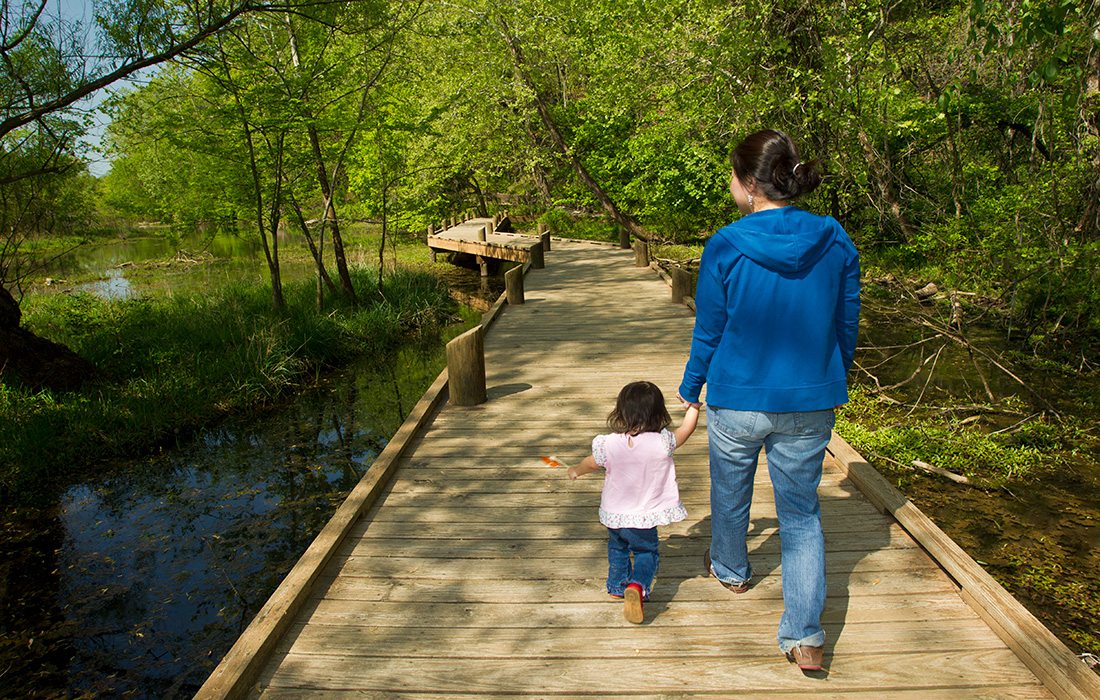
[
  {"left": 530, "top": 241, "right": 545, "bottom": 269},
  {"left": 619, "top": 226, "right": 630, "bottom": 249},
  {"left": 671, "top": 266, "right": 692, "bottom": 304},
  {"left": 505, "top": 265, "right": 524, "bottom": 305},
  {"left": 633, "top": 239, "right": 649, "bottom": 267},
  {"left": 447, "top": 326, "right": 486, "bottom": 406},
  {"left": 477, "top": 225, "right": 487, "bottom": 242},
  {"left": 487, "top": 219, "right": 495, "bottom": 236},
  {"left": 540, "top": 230, "right": 551, "bottom": 255}
]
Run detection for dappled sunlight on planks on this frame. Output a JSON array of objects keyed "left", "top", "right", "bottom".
[{"left": 245, "top": 241, "right": 1061, "bottom": 698}]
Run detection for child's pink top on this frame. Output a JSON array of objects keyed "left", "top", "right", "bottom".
[{"left": 592, "top": 429, "right": 687, "bottom": 529}]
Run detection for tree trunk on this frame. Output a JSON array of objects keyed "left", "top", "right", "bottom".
[
  {"left": 306, "top": 128, "right": 358, "bottom": 304},
  {"left": 1078, "top": 25, "right": 1100, "bottom": 238},
  {"left": 858, "top": 129, "right": 918, "bottom": 242},
  {"left": 285, "top": 15, "right": 358, "bottom": 304},
  {"left": 0, "top": 283, "right": 97, "bottom": 391},
  {"left": 498, "top": 19, "right": 649, "bottom": 242},
  {"left": 287, "top": 193, "right": 338, "bottom": 300}
]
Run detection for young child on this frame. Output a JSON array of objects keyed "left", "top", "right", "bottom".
[{"left": 568, "top": 380, "right": 699, "bottom": 624}]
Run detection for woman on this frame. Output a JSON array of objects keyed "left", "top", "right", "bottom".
[{"left": 678, "top": 129, "right": 860, "bottom": 672}]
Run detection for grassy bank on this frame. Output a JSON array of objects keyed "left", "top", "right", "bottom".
[{"left": 0, "top": 265, "right": 458, "bottom": 501}]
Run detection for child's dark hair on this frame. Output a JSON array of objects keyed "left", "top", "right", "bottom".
[
  {"left": 607, "top": 381, "right": 672, "bottom": 435},
  {"left": 732, "top": 129, "right": 822, "bottom": 201}
]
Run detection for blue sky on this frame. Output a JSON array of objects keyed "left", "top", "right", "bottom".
[{"left": 57, "top": 0, "right": 146, "bottom": 176}]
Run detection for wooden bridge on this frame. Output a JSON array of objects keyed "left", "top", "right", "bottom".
[
  {"left": 197, "top": 232, "right": 1100, "bottom": 698},
  {"left": 427, "top": 215, "right": 547, "bottom": 276}
]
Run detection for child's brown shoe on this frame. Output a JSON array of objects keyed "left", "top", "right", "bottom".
[{"left": 623, "top": 583, "right": 644, "bottom": 624}]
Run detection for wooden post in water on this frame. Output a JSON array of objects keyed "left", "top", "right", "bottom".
[
  {"left": 633, "top": 240, "right": 649, "bottom": 267},
  {"left": 476, "top": 228, "right": 489, "bottom": 276},
  {"left": 447, "top": 326, "right": 486, "bottom": 406},
  {"left": 671, "top": 266, "right": 692, "bottom": 304},
  {"left": 530, "top": 241, "right": 545, "bottom": 269},
  {"left": 505, "top": 266, "right": 524, "bottom": 305}
]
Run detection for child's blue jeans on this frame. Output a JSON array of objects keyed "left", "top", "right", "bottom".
[{"left": 606, "top": 526, "right": 659, "bottom": 598}]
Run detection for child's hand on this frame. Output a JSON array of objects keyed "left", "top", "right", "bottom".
[
  {"left": 676, "top": 392, "right": 702, "bottom": 409},
  {"left": 567, "top": 466, "right": 580, "bottom": 480}
]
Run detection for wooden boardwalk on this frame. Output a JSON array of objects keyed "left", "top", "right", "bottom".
[
  {"left": 428, "top": 216, "right": 543, "bottom": 267},
  {"left": 200, "top": 239, "right": 1099, "bottom": 698}
]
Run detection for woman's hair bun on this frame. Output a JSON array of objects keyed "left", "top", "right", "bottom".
[{"left": 732, "top": 130, "right": 823, "bottom": 200}]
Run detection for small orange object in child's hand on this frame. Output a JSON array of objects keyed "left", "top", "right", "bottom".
[{"left": 541, "top": 455, "right": 564, "bottom": 468}]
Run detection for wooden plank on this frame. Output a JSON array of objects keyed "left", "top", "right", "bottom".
[
  {"left": 380, "top": 478, "right": 864, "bottom": 500},
  {"left": 428, "top": 235, "right": 535, "bottom": 263},
  {"left": 257, "top": 650, "right": 1044, "bottom": 695},
  {"left": 337, "top": 530, "right": 919, "bottom": 561},
  {"left": 348, "top": 513, "right": 906, "bottom": 539},
  {"left": 289, "top": 590, "right": 981, "bottom": 629},
  {"left": 258, "top": 688, "right": 1053, "bottom": 699},
  {"left": 355, "top": 500, "right": 893, "bottom": 524},
  {"left": 367, "top": 489, "right": 877, "bottom": 509},
  {"left": 828, "top": 432, "right": 1100, "bottom": 700},
  {"left": 327, "top": 547, "right": 944, "bottom": 580},
  {"left": 273, "top": 616, "right": 1006, "bottom": 658},
  {"left": 312, "top": 566, "right": 952, "bottom": 603}
]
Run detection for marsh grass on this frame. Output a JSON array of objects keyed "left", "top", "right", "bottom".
[
  {"left": 0, "top": 265, "right": 456, "bottom": 500},
  {"left": 835, "top": 385, "right": 1059, "bottom": 486}
]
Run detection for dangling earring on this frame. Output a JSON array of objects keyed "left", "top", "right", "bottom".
[{"left": 747, "top": 193, "right": 755, "bottom": 212}]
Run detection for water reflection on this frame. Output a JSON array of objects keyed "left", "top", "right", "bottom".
[
  {"left": 1, "top": 338, "right": 463, "bottom": 698},
  {"left": 71, "top": 268, "right": 135, "bottom": 300}
]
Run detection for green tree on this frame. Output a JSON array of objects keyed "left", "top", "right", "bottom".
[{"left": 1, "top": 0, "right": 279, "bottom": 389}]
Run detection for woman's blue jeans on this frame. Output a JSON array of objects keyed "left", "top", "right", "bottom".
[
  {"left": 706, "top": 406, "right": 834, "bottom": 652},
  {"left": 607, "top": 526, "right": 659, "bottom": 598}
]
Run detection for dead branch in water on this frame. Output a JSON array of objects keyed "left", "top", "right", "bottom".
[
  {"left": 863, "top": 449, "right": 975, "bottom": 486},
  {"left": 912, "top": 316, "right": 1058, "bottom": 415}
]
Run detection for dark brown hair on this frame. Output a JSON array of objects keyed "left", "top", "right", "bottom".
[
  {"left": 607, "top": 381, "right": 672, "bottom": 435},
  {"left": 732, "top": 129, "right": 822, "bottom": 201}
]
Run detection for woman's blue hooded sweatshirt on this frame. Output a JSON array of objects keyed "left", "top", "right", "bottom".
[{"left": 678, "top": 206, "right": 860, "bottom": 412}]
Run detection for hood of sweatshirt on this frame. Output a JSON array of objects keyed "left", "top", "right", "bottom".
[{"left": 723, "top": 206, "right": 838, "bottom": 274}]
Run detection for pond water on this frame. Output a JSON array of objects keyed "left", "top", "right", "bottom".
[
  {"left": 2, "top": 230, "right": 503, "bottom": 697},
  {"left": 855, "top": 295, "right": 1100, "bottom": 667},
  {"left": 32, "top": 229, "right": 276, "bottom": 299},
  {"left": 0, "top": 338, "right": 479, "bottom": 698},
  {"left": 28, "top": 228, "right": 498, "bottom": 302}
]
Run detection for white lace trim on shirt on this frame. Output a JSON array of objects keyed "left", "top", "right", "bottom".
[{"left": 599, "top": 503, "right": 688, "bottom": 529}]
